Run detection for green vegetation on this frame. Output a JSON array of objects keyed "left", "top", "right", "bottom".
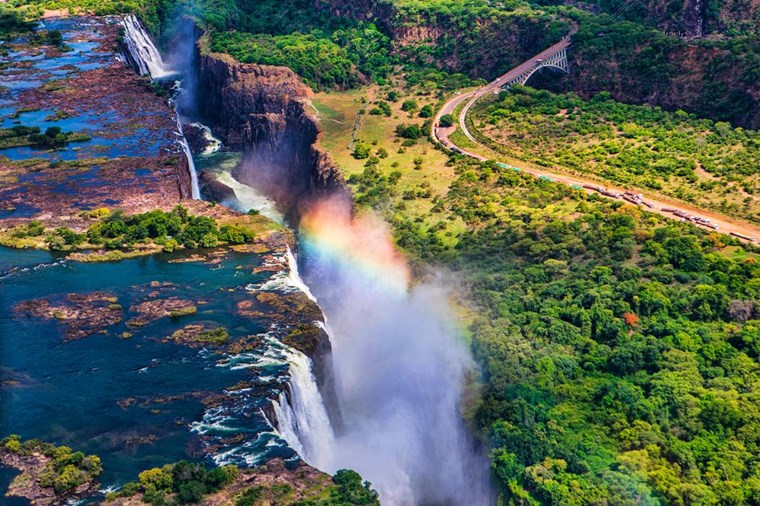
[
  {"left": 105, "top": 460, "right": 238, "bottom": 504},
  {"left": 0, "top": 125, "right": 91, "bottom": 150},
  {"left": 233, "top": 468, "right": 378, "bottom": 506},
  {"left": 210, "top": 32, "right": 366, "bottom": 91},
  {"left": 1, "top": 435, "right": 102, "bottom": 495},
  {"left": 2, "top": 206, "right": 258, "bottom": 253},
  {"left": 381, "top": 151, "right": 760, "bottom": 505},
  {"left": 82, "top": 206, "right": 248, "bottom": 250},
  {"left": 330, "top": 469, "right": 379, "bottom": 505},
  {"left": 438, "top": 114, "right": 455, "bottom": 128},
  {"left": 0, "top": 5, "right": 34, "bottom": 38},
  {"left": 195, "top": 327, "right": 229, "bottom": 344},
  {"left": 475, "top": 85, "right": 760, "bottom": 223},
  {"left": 569, "top": 14, "right": 759, "bottom": 126}
]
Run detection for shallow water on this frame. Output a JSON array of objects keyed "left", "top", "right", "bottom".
[{"left": 0, "top": 246, "right": 300, "bottom": 490}]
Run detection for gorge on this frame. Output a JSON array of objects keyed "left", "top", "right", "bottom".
[{"left": 119, "top": 14, "right": 494, "bottom": 505}]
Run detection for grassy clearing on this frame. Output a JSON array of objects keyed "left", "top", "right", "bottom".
[
  {"left": 473, "top": 86, "right": 760, "bottom": 224},
  {"left": 312, "top": 83, "right": 459, "bottom": 234}
]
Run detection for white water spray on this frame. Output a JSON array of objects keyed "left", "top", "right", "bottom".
[
  {"left": 213, "top": 168, "right": 284, "bottom": 223},
  {"left": 295, "top": 196, "right": 494, "bottom": 505},
  {"left": 119, "top": 15, "right": 175, "bottom": 79}
]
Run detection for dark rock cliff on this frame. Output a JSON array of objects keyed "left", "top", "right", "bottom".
[
  {"left": 319, "top": 0, "right": 757, "bottom": 127},
  {"left": 196, "top": 47, "right": 347, "bottom": 217},
  {"left": 194, "top": 41, "right": 345, "bottom": 429}
]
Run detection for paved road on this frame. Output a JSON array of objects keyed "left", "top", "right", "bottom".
[{"left": 431, "top": 43, "right": 759, "bottom": 244}]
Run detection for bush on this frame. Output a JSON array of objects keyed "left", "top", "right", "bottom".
[
  {"left": 352, "top": 143, "right": 371, "bottom": 159},
  {"left": 419, "top": 104, "right": 434, "bottom": 118},
  {"left": 395, "top": 124, "right": 423, "bottom": 140},
  {"left": 401, "top": 99, "right": 418, "bottom": 112},
  {"left": 331, "top": 469, "right": 379, "bottom": 504},
  {"left": 439, "top": 114, "right": 455, "bottom": 127},
  {"left": 236, "top": 487, "right": 263, "bottom": 506},
  {"left": 219, "top": 225, "right": 254, "bottom": 244}
]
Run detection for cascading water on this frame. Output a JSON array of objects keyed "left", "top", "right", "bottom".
[
  {"left": 295, "top": 196, "right": 494, "bottom": 505},
  {"left": 271, "top": 346, "right": 335, "bottom": 469},
  {"left": 119, "top": 14, "right": 200, "bottom": 199},
  {"left": 119, "top": 14, "right": 175, "bottom": 79},
  {"left": 119, "top": 13, "right": 493, "bottom": 502},
  {"left": 172, "top": 115, "right": 201, "bottom": 199},
  {"left": 190, "top": 122, "right": 223, "bottom": 154},
  {"left": 694, "top": 0, "right": 704, "bottom": 37}
]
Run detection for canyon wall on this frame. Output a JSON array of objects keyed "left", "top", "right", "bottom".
[
  {"left": 194, "top": 41, "right": 345, "bottom": 427},
  {"left": 319, "top": 0, "right": 758, "bottom": 127},
  {"left": 196, "top": 45, "right": 347, "bottom": 215}
]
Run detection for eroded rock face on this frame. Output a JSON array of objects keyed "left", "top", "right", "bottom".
[{"left": 196, "top": 48, "right": 348, "bottom": 218}]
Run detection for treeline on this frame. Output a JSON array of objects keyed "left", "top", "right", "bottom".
[
  {"left": 6, "top": 206, "right": 256, "bottom": 251},
  {"left": 0, "top": 5, "right": 35, "bottom": 38},
  {"left": 1, "top": 435, "right": 103, "bottom": 495},
  {"left": 105, "top": 460, "right": 379, "bottom": 505},
  {"left": 209, "top": 28, "right": 391, "bottom": 91},
  {"left": 388, "top": 153, "right": 760, "bottom": 504}
]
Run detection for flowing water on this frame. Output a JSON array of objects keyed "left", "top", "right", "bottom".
[
  {"left": 0, "top": 16, "right": 337, "bottom": 502},
  {"left": 119, "top": 15, "right": 200, "bottom": 198},
  {"left": 0, "top": 247, "right": 309, "bottom": 490},
  {"left": 1, "top": 14, "right": 495, "bottom": 504}
]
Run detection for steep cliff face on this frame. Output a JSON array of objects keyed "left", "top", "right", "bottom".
[
  {"left": 563, "top": 31, "right": 760, "bottom": 129},
  {"left": 195, "top": 41, "right": 345, "bottom": 427},
  {"left": 197, "top": 47, "right": 346, "bottom": 215},
  {"left": 176, "top": 152, "right": 193, "bottom": 199}
]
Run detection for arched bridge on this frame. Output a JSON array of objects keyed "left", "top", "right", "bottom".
[
  {"left": 458, "top": 38, "right": 571, "bottom": 142},
  {"left": 434, "top": 37, "right": 572, "bottom": 145},
  {"left": 500, "top": 39, "right": 570, "bottom": 89}
]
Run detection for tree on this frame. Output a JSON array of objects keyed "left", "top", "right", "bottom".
[
  {"left": 352, "top": 143, "right": 370, "bottom": 159},
  {"left": 401, "top": 99, "right": 418, "bottom": 112},
  {"left": 419, "top": 104, "right": 434, "bottom": 118},
  {"left": 439, "top": 114, "right": 455, "bottom": 127}
]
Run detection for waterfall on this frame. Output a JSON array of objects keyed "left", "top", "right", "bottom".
[
  {"left": 271, "top": 346, "right": 335, "bottom": 469},
  {"left": 173, "top": 116, "right": 201, "bottom": 199},
  {"left": 119, "top": 14, "right": 199, "bottom": 199},
  {"left": 119, "top": 14, "right": 175, "bottom": 79},
  {"left": 694, "top": 0, "right": 704, "bottom": 37},
  {"left": 286, "top": 247, "right": 318, "bottom": 303}
]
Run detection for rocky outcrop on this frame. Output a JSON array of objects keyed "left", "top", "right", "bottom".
[
  {"left": 198, "top": 170, "right": 236, "bottom": 203},
  {"left": 197, "top": 48, "right": 347, "bottom": 217}
]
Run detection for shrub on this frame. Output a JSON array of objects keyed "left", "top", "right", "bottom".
[
  {"left": 219, "top": 225, "right": 254, "bottom": 244},
  {"left": 395, "top": 124, "right": 423, "bottom": 139},
  {"left": 401, "top": 99, "right": 418, "bottom": 112},
  {"left": 352, "top": 143, "right": 370, "bottom": 159},
  {"left": 439, "top": 114, "right": 455, "bottom": 127}
]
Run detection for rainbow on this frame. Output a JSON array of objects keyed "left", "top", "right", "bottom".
[{"left": 299, "top": 196, "right": 411, "bottom": 296}]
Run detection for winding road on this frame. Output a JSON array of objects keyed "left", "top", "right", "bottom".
[{"left": 432, "top": 42, "right": 759, "bottom": 244}]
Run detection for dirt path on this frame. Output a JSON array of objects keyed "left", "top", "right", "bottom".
[{"left": 433, "top": 91, "right": 760, "bottom": 243}]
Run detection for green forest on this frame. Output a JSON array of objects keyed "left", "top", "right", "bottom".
[
  {"left": 2, "top": 0, "right": 758, "bottom": 504},
  {"left": 380, "top": 152, "right": 760, "bottom": 505}
]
